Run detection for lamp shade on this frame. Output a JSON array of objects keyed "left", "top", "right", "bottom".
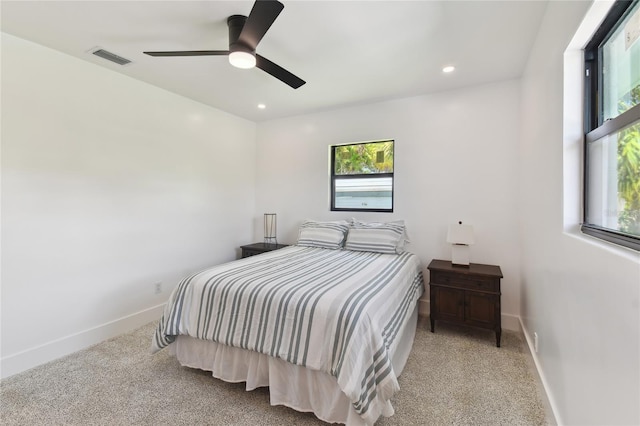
[{"left": 447, "top": 222, "right": 475, "bottom": 245}]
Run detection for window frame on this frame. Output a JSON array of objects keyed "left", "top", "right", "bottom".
[
  {"left": 330, "top": 140, "right": 394, "bottom": 213},
  {"left": 583, "top": 0, "right": 640, "bottom": 251}
]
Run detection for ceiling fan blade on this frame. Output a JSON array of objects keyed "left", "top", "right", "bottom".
[
  {"left": 256, "top": 54, "right": 305, "bottom": 89},
  {"left": 238, "top": 0, "right": 284, "bottom": 50},
  {"left": 144, "top": 50, "right": 229, "bottom": 57}
]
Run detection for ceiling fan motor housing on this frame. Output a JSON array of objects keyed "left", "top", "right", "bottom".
[{"left": 227, "top": 15, "right": 253, "bottom": 54}]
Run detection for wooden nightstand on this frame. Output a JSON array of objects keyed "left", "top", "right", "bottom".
[
  {"left": 427, "top": 259, "right": 503, "bottom": 347},
  {"left": 240, "top": 242, "right": 288, "bottom": 258}
]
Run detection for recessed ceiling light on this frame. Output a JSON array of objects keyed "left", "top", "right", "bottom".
[
  {"left": 257, "top": 104, "right": 266, "bottom": 109},
  {"left": 442, "top": 65, "right": 456, "bottom": 73}
]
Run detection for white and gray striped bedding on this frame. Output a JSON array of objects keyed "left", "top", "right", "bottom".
[{"left": 152, "top": 245, "right": 423, "bottom": 424}]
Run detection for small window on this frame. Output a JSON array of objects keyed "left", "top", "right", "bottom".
[
  {"left": 330, "top": 140, "right": 394, "bottom": 212},
  {"left": 583, "top": 0, "right": 640, "bottom": 251}
]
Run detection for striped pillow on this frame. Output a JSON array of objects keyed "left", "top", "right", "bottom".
[
  {"left": 345, "top": 220, "right": 407, "bottom": 254},
  {"left": 297, "top": 220, "right": 349, "bottom": 250}
]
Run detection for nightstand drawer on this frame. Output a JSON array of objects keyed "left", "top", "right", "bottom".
[
  {"left": 242, "top": 248, "right": 263, "bottom": 257},
  {"left": 430, "top": 270, "right": 498, "bottom": 292}
]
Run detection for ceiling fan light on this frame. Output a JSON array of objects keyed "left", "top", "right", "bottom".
[{"left": 229, "top": 51, "right": 256, "bottom": 69}]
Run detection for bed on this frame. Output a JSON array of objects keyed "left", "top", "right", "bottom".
[{"left": 152, "top": 220, "right": 424, "bottom": 425}]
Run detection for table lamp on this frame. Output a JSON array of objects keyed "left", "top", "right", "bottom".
[
  {"left": 447, "top": 221, "right": 475, "bottom": 266},
  {"left": 264, "top": 213, "right": 277, "bottom": 246}
]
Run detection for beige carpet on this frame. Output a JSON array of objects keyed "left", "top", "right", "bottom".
[{"left": 0, "top": 318, "right": 549, "bottom": 425}]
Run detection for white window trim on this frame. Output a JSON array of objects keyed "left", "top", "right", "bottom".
[{"left": 563, "top": 0, "right": 640, "bottom": 259}]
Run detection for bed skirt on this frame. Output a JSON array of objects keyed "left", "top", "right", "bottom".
[{"left": 170, "top": 306, "right": 419, "bottom": 425}]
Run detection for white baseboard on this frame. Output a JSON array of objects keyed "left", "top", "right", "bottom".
[
  {"left": 1, "top": 304, "right": 165, "bottom": 379},
  {"left": 417, "top": 298, "right": 521, "bottom": 332},
  {"left": 418, "top": 297, "right": 430, "bottom": 317},
  {"left": 501, "top": 313, "right": 521, "bottom": 332},
  {"left": 520, "top": 318, "right": 560, "bottom": 426}
]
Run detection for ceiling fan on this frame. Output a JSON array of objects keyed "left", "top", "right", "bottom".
[{"left": 143, "top": 0, "right": 305, "bottom": 89}]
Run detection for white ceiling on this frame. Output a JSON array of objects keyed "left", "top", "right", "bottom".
[{"left": 1, "top": 0, "right": 548, "bottom": 122}]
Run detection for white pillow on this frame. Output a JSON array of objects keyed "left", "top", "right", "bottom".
[
  {"left": 346, "top": 219, "right": 409, "bottom": 254},
  {"left": 296, "top": 220, "right": 350, "bottom": 250}
]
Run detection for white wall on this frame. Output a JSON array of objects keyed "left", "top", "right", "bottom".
[
  {"left": 5, "top": 4, "right": 639, "bottom": 422},
  {"left": 519, "top": 2, "right": 640, "bottom": 425},
  {"left": 1, "top": 34, "right": 257, "bottom": 378},
  {"left": 255, "top": 80, "right": 523, "bottom": 327}
]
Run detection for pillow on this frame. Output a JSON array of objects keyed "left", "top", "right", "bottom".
[
  {"left": 345, "top": 219, "right": 409, "bottom": 254},
  {"left": 351, "top": 219, "right": 411, "bottom": 247},
  {"left": 296, "top": 220, "right": 349, "bottom": 250}
]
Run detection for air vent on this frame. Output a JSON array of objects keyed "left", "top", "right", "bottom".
[{"left": 91, "top": 48, "right": 131, "bottom": 66}]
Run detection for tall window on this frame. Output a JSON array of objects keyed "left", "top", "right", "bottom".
[
  {"left": 330, "top": 140, "right": 394, "bottom": 212},
  {"left": 584, "top": 0, "right": 640, "bottom": 250}
]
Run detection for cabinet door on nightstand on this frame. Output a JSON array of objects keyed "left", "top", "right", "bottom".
[
  {"left": 433, "top": 287, "right": 464, "bottom": 322},
  {"left": 464, "top": 292, "right": 497, "bottom": 328}
]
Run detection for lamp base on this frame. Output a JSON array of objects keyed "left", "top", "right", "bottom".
[{"left": 451, "top": 244, "right": 470, "bottom": 266}]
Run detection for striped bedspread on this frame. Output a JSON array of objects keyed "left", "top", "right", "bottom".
[{"left": 152, "top": 246, "right": 424, "bottom": 424}]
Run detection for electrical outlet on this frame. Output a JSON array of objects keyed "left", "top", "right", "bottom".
[
  {"left": 534, "top": 332, "right": 539, "bottom": 353},
  {"left": 154, "top": 282, "right": 162, "bottom": 295}
]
